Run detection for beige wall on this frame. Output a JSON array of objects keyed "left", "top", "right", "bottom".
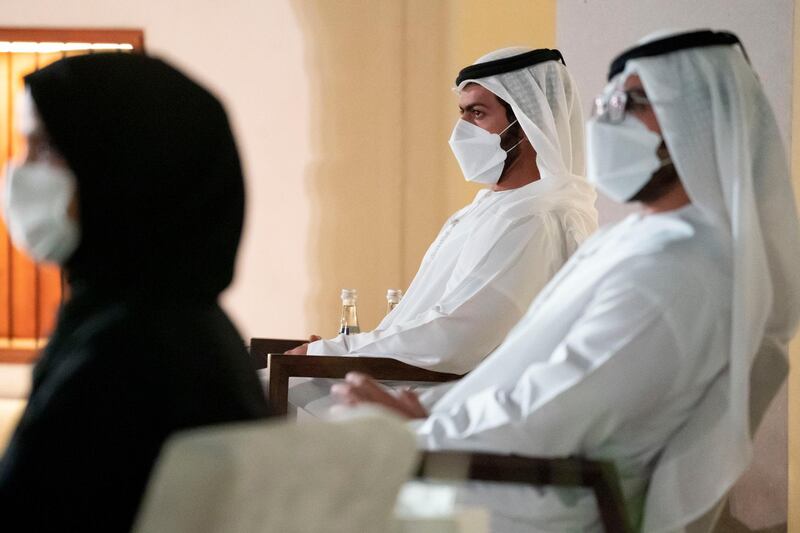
[
  {"left": 790, "top": 2, "right": 800, "bottom": 530},
  {"left": 289, "top": 0, "right": 407, "bottom": 336}
]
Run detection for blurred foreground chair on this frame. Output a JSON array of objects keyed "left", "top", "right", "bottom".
[
  {"left": 250, "top": 338, "right": 462, "bottom": 416},
  {"left": 132, "top": 412, "right": 417, "bottom": 533}
]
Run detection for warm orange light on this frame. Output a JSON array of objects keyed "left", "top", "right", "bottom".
[{"left": 0, "top": 41, "right": 134, "bottom": 53}]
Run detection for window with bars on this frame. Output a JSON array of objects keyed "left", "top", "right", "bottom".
[{"left": 0, "top": 28, "right": 144, "bottom": 363}]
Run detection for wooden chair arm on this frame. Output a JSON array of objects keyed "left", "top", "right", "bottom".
[
  {"left": 417, "top": 451, "right": 632, "bottom": 533},
  {"left": 267, "top": 353, "right": 461, "bottom": 417},
  {"left": 249, "top": 338, "right": 307, "bottom": 369}
]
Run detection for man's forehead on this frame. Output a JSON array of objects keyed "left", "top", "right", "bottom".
[{"left": 457, "top": 83, "right": 499, "bottom": 106}]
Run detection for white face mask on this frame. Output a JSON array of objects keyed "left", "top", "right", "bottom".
[
  {"left": 586, "top": 114, "right": 672, "bottom": 202},
  {"left": 448, "top": 118, "right": 523, "bottom": 185},
  {"left": 2, "top": 162, "right": 80, "bottom": 264}
]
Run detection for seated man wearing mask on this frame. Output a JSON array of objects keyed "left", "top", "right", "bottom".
[
  {"left": 0, "top": 54, "right": 268, "bottom": 531},
  {"left": 334, "top": 30, "right": 800, "bottom": 532},
  {"left": 285, "top": 47, "right": 598, "bottom": 415}
]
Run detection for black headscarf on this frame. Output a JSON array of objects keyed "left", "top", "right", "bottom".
[{"left": 25, "top": 53, "right": 244, "bottom": 302}]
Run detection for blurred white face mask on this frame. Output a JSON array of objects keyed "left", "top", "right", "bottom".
[
  {"left": 448, "top": 119, "right": 522, "bottom": 185},
  {"left": 2, "top": 161, "right": 80, "bottom": 264},
  {"left": 586, "top": 114, "right": 672, "bottom": 203}
]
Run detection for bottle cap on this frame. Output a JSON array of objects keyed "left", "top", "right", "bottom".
[
  {"left": 341, "top": 288, "right": 357, "bottom": 301},
  {"left": 386, "top": 289, "right": 403, "bottom": 300}
]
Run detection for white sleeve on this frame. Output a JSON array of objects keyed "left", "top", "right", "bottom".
[
  {"left": 412, "top": 282, "right": 686, "bottom": 455},
  {"left": 307, "top": 214, "right": 563, "bottom": 374}
]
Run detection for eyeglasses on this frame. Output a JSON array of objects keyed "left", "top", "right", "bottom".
[{"left": 591, "top": 89, "right": 651, "bottom": 124}]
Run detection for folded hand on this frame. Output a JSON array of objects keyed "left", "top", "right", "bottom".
[
  {"left": 284, "top": 335, "right": 322, "bottom": 356},
  {"left": 331, "top": 372, "right": 428, "bottom": 419}
]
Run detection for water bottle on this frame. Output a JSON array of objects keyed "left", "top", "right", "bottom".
[
  {"left": 386, "top": 289, "right": 403, "bottom": 314},
  {"left": 338, "top": 288, "right": 360, "bottom": 335}
]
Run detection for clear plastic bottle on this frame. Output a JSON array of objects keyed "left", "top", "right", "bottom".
[
  {"left": 338, "top": 288, "right": 361, "bottom": 335},
  {"left": 386, "top": 289, "right": 403, "bottom": 314}
]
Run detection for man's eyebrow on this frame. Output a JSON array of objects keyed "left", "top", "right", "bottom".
[{"left": 459, "top": 103, "right": 488, "bottom": 112}]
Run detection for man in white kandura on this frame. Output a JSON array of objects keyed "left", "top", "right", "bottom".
[
  {"left": 334, "top": 29, "right": 800, "bottom": 532},
  {"left": 283, "top": 47, "right": 597, "bottom": 414}
]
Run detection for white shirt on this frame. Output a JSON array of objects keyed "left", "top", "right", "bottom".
[
  {"left": 308, "top": 179, "right": 595, "bottom": 375},
  {"left": 411, "top": 205, "right": 732, "bottom": 532}
]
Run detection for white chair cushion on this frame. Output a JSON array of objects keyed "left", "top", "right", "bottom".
[{"left": 133, "top": 410, "right": 417, "bottom": 533}]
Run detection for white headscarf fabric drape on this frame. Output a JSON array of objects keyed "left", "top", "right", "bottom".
[
  {"left": 457, "top": 47, "right": 598, "bottom": 252},
  {"left": 618, "top": 33, "right": 800, "bottom": 532}
]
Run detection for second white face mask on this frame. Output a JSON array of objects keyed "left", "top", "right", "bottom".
[
  {"left": 2, "top": 161, "right": 80, "bottom": 264},
  {"left": 448, "top": 119, "right": 520, "bottom": 185},
  {"left": 586, "top": 114, "right": 669, "bottom": 202}
]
